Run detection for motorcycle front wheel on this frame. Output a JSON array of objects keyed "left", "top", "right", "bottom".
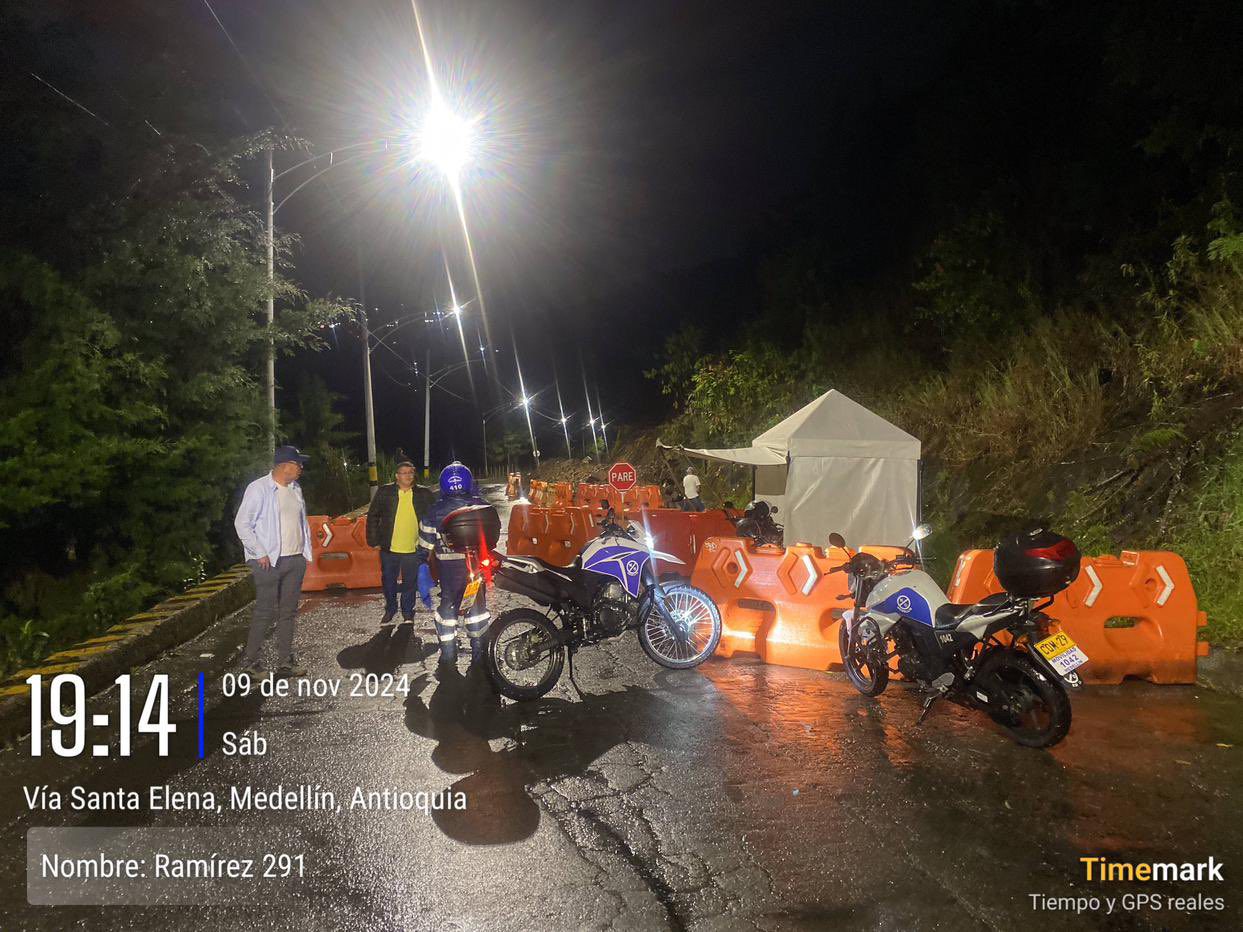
[
  {"left": 638, "top": 584, "right": 722, "bottom": 669},
  {"left": 484, "top": 609, "right": 564, "bottom": 701},
  {"left": 983, "top": 652, "right": 1072, "bottom": 748},
  {"left": 838, "top": 619, "right": 889, "bottom": 696}
]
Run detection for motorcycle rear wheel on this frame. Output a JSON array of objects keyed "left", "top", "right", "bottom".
[
  {"left": 838, "top": 619, "right": 889, "bottom": 696},
  {"left": 485, "top": 609, "right": 564, "bottom": 701},
  {"left": 638, "top": 584, "right": 722, "bottom": 669},
  {"left": 983, "top": 652, "right": 1071, "bottom": 748}
]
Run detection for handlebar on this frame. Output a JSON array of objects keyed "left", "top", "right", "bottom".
[{"left": 832, "top": 551, "right": 921, "bottom": 575}]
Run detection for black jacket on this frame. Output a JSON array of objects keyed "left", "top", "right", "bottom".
[{"left": 366, "top": 483, "right": 434, "bottom": 550}]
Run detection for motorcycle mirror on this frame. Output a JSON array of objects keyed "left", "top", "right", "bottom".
[
  {"left": 827, "top": 532, "right": 847, "bottom": 550},
  {"left": 912, "top": 523, "right": 933, "bottom": 541},
  {"left": 770, "top": 506, "right": 779, "bottom": 515}
]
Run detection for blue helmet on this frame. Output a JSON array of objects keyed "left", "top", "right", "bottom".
[{"left": 439, "top": 462, "right": 473, "bottom": 497}]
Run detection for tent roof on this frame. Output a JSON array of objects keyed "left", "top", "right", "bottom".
[
  {"left": 753, "top": 390, "right": 920, "bottom": 459},
  {"left": 658, "top": 391, "right": 920, "bottom": 467},
  {"left": 656, "top": 440, "right": 785, "bottom": 466}
]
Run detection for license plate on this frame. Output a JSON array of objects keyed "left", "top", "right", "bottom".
[
  {"left": 1035, "top": 631, "right": 1089, "bottom": 676},
  {"left": 460, "top": 577, "right": 482, "bottom": 613}
]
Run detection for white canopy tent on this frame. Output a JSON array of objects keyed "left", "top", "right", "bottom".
[{"left": 661, "top": 390, "right": 921, "bottom": 547}]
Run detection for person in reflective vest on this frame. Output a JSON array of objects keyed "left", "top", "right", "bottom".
[{"left": 415, "top": 462, "right": 490, "bottom": 665}]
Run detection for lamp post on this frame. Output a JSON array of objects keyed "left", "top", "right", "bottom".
[
  {"left": 261, "top": 97, "right": 477, "bottom": 475},
  {"left": 263, "top": 138, "right": 393, "bottom": 459}
]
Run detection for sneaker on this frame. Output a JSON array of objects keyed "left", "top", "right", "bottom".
[
  {"left": 380, "top": 609, "right": 397, "bottom": 626},
  {"left": 402, "top": 613, "right": 415, "bottom": 623}
]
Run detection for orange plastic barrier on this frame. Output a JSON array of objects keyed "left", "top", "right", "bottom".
[
  {"left": 623, "top": 485, "right": 663, "bottom": 510},
  {"left": 503, "top": 505, "right": 741, "bottom": 574},
  {"left": 574, "top": 483, "right": 616, "bottom": 510},
  {"left": 505, "top": 505, "right": 597, "bottom": 566},
  {"left": 692, "top": 537, "right": 907, "bottom": 671},
  {"left": 946, "top": 549, "right": 1209, "bottom": 684},
  {"left": 303, "top": 514, "right": 382, "bottom": 591}
]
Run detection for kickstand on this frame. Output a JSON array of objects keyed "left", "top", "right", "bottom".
[
  {"left": 916, "top": 692, "right": 939, "bottom": 725},
  {"left": 566, "top": 646, "right": 584, "bottom": 700}
]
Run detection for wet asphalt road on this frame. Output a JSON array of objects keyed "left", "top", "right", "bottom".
[{"left": 1, "top": 503, "right": 1241, "bottom": 930}]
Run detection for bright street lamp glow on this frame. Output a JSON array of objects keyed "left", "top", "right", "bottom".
[{"left": 418, "top": 101, "right": 476, "bottom": 179}]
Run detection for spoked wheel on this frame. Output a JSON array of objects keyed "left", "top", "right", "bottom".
[
  {"left": 838, "top": 618, "right": 889, "bottom": 696},
  {"left": 638, "top": 584, "right": 722, "bottom": 669},
  {"left": 484, "top": 609, "right": 564, "bottom": 701},
  {"left": 984, "top": 652, "right": 1071, "bottom": 748}
]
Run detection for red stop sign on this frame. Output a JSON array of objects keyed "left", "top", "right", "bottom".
[{"left": 608, "top": 461, "right": 638, "bottom": 492}]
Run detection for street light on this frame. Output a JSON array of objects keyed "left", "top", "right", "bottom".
[{"left": 417, "top": 100, "right": 476, "bottom": 180}]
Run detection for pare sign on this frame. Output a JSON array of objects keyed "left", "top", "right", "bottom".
[{"left": 608, "top": 461, "right": 637, "bottom": 492}]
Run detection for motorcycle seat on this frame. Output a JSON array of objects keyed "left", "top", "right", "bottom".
[
  {"left": 502, "top": 554, "right": 582, "bottom": 580},
  {"left": 933, "top": 592, "right": 1009, "bottom": 628}
]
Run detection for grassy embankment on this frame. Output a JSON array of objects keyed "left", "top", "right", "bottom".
[{"left": 609, "top": 259, "right": 1243, "bottom": 645}]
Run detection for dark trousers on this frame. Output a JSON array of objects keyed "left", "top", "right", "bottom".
[
  {"left": 434, "top": 558, "right": 490, "bottom": 662},
  {"left": 243, "top": 554, "right": 306, "bottom": 666},
  {"left": 381, "top": 549, "right": 420, "bottom": 617}
]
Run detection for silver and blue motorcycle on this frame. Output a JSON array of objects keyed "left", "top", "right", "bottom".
[
  {"left": 487, "top": 508, "right": 723, "bottom": 700},
  {"left": 835, "top": 524, "right": 1086, "bottom": 747}
]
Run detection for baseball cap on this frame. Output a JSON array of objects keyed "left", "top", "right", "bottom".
[{"left": 273, "top": 445, "right": 310, "bottom": 466}]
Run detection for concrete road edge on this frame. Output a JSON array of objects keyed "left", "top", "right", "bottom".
[{"left": 0, "top": 565, "right": 255, "bottom": 748}]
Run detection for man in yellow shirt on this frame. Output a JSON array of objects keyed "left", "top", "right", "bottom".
[{"left": 366, "top": 460, "right": 433, "bottom": 624}]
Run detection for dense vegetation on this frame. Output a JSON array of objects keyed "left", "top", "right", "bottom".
[
  {"left": 0, "top": 9, "right": 348, "bottom": 673},
  {"left": 650, "top": 1, "right": 1243, "bottom": 643}
]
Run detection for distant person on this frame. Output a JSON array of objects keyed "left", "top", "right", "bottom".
[
  {"left": 366, "top": 460, "right": 434, "bottom": 625},
  {"left": 234, "top": 445, "right": 313, "bottom": 677},
  {"left": 683, "top": 465, "right": 704, "bottom": 512}
]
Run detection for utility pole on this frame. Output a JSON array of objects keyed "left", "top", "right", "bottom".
[
  {"left": 357, "top": 237, "right": 377, "bottom": 499},
  {"left": 481, "top": 416, "right": 489, "bottom": 478},
  {"left": 265, "top": 146, "right": 276, "bottom": 458},
  {"left": 423, "top": 344, "right": 432, "bottom": 480},
  {"left": 595, "top": 383, "right": 609, "bottom": 457}
]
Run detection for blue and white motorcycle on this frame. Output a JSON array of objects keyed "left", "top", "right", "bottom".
[
  {"left": 834, "top": 524, "right": 1085, "bottom": 748},
  {"left": 488, "top": 508, "right": 723, "bottom": 700}
]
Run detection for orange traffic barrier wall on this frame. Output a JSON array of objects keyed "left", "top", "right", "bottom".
[
  {"left": 526, "top": 481, "right": 576, "bottom": 508},
  {"left": 623, "top": 485, "right": 663, "bottom": 509},
  {"left": 691, "top": 538, "right": 906, "bottom": 670},
  {"left": 303, "top": 514, "right": 382, "bottom": 591},
  {"left": 505, "top": 505, "right": 597, "bottom": 566},
  {"left": 572, "top": 483, "right": 661, "bottom": 512},
  {"left": 504, "top": 505, "right": 741, "bottom": 574},
  {"left": 946, "top": 549, "right": 1209, "bottom": 684},
  {"left": 574, "top": 483, "right": 616, "bottom": 510}
]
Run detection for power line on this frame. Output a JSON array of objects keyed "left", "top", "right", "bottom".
[
  {"left": 28, "top": 72, "right": 111, "bottom": 128},
  {"left": 199, "top": 0, "right": 290, "bottom": 131}
]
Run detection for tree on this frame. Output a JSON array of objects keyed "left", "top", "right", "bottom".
[{"left": 0, "top": 134, "right": 345, "bottom": 672}]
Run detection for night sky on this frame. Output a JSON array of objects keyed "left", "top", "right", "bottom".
[{"left": 5, "top": 0, "right": 1080, "bottom": 465}]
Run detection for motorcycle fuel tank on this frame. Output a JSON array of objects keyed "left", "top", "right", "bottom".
[
  {"left": 865, "top": 570, "right": 950, "bottom": 626},
  {"left": 580, "top": 535, "right": 653, "bottom": 598}
]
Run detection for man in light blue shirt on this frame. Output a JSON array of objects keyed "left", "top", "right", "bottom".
[{"left": 234, "top": 445, "right": 313, "bottom": 677}]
